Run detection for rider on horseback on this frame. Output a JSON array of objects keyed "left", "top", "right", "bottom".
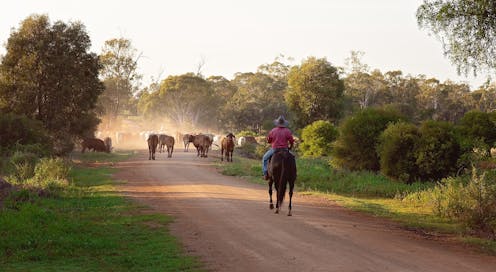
[{"left": 262, "top": 115, "right": 295, "bottom": 180}]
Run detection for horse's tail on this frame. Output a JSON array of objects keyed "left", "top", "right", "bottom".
[{"left": 277, "top": 155, "right": 288, "bottom": 205}]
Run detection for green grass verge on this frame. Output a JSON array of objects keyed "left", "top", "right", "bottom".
[
  {"left": 73, "top": 150, "right": 136, "bottom": 164},
  {"left": 218, "top": 156, "right": 496, "bottom": 254},
  {"left": 0, "top": 152, "right": 203, "bottom": 271}
]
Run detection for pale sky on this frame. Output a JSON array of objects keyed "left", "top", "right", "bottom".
[{"left": 1, "top": 0, "right": 491, "bottom": 88}]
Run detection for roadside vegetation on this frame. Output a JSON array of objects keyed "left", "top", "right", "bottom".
[{"left": 0, "top": 151, "right": 203, "bottom": 271}]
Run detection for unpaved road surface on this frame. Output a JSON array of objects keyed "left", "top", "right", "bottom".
[{"left": 115, "top": 150, "right": 496, "bottom": 272}]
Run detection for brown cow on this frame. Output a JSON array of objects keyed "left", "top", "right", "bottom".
[
  {"left": 193, "top": 134, "right": 212, "bottom": 158},
  {"left": 158, "top": 134, "right": 175, "bottom": 158},
  {"left": 183, "top": 134, "right": 195, "bottom": 152},
  {"left": 221, "top": 133, "right": 236, "bottom": 162},
  {"left": 81, "top": 138, "right": 109, "bottom": 153},
  {"left": 147, "top": 134, "right": 159, "bottom": 160}
]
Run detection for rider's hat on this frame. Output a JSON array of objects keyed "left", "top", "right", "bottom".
[{"left": 274, "top": 115, "right": 289, "bottom": 128}]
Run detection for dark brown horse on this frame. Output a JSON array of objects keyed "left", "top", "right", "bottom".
[
  {"left": 268, "top": 149, "right": 297, "bottom": 216},
  {"left": 221, "top": 133, "right": 235, "bottom": 162}
]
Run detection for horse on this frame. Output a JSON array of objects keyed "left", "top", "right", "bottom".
[
  {"left": 221, "top": 133, "right": 235, "bottom": 162},
  {"left": 268, "top": 149, "right": 297, "bottom": 216}
]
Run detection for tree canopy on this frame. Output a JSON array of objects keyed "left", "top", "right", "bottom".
[
  {"left": 98, "top": 38, "right": 142, "bottom": 127},
  {"left": 417, "top": 0, "right": 496, "bottom": 75},
  {"left": 285, "top": 57, "right": 344, "bottom": 128},
  {"left": 0, "top": 14, "right": 103, "bottom": 143}
]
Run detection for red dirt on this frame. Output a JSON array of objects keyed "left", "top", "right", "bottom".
[{"left": 114, "top": 150, "right": 496, "bottom": 272}]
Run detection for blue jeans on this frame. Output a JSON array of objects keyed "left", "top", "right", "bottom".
[{"left": 262, "top": 148, "right": 274, "bottom": 176}]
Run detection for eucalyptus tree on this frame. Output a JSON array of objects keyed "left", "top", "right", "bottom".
[
  {"left": 223, "top": 72, "right": 288, "bottom": 132},
  {"left": 0, "top": 14, "right": 103, "bottom": 144},
  {"left": 138, "top": 73, "right": 216, "bottom": 128},
  {"left": 99, "top": 38, "right": 142, "bottom": 126},
  {"left": 417, "top": 0, "right": 496, "bottom": 75},
  {"left": 285, "top": 57, "right": 344, "bottom": 128}
]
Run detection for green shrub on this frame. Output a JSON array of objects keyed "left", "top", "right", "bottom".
[
  {"left": 255, "top": 142, "right": 270, "bottom": 159},
  {"left": 413, "top": 170, "right": 496, "bottom": 236},
  {"left": 0, "top": 113, "right": 52, "bottom": 155},
  {"left": 331, "top": 108, "right": 403, "bottom": 171},
  {"left": 51, "top": 132, "right": 75, "bottom": 156},
  {"left": 30, "top": 157, "right": 71, "bottom": 189},
  {"left": 300, "top": 120, "right": 338, "bottom": 157},
  {"left": 236, "top": 130, "right": 257, "bottom": 137},
  {"left": 236, "top": 143, "right": 258, "bottom": 159},
  {"left": 457, "top": 110, "right": 496, "bottom": 150},
  {"left": 8, "top": 151, "right": 39, "bottom": 183},
  {"left": 378, "top": 122, "right": 420, "bottom": 183},
  {"left": 415, "top": 120, "right": 460, "bottom": 181}
]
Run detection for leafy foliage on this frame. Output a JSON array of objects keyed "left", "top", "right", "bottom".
[
  {"left": 332, "top": 108, "right": 403, "bottom": 171},
  {"left": 415, "top": 120, "right": 460, "bottom": 181},
  {"left": 0, "top": 14, "right": 103, "bottom": 149},
  {"left": 0, "top": 113, "right": 52, "bottom": 155},
  {"left": 223, "top": 72, "right": 288, "bottom": 132},
  {"left": 98, "top": 38, "right": 142, "bottom": 125},
  {"left": 457, "top": 110, "right": 496, "bottom": 150},
  {"left": 138, "top": 73, "right": 214, "bottom": 127},
  {"left": 414, "top": 170, "right": 496, "bottom": 236},
  {"left": 300, "top": 120, "right": 338, "bottom": 157},
  {"left": 417, "top": 0, "right": 496, "bottom": 75},
  {"left": 285, "top": 57, "right": 344, "bottom": 128},
  {"left": 378, "top": 122, "right": 420, "bottom": 183}
]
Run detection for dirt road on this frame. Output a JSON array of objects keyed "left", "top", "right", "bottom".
[{"left": 114, "top": 150, "right": 496, "bottom": 272}]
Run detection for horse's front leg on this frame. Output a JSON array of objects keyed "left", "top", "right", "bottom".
[{"left": 268, "top": 179, "right": 274, "bottom": 210}]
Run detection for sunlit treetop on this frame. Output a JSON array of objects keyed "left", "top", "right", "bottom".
[{"left": 417, "top": 0, "right": 496, "bottom": 76}]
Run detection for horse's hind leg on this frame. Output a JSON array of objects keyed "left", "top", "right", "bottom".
[
  {"left": 288, "top": 181, "right": 295, "bottom": 216},
  {"left": 268, "top": 179, "right": 274, "bottom": 210}
]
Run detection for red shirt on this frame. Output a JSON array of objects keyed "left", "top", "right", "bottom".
[{"left": 267, "top": 127, "right": 294, "bottom": 149}]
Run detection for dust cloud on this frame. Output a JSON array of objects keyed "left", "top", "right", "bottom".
[{"left": 95, "top": 116, "right": 224, "bottom": 150}]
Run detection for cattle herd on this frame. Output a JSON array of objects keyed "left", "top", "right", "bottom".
[{"left": 81, "top": 131, "right": 260, "bottom": 163}]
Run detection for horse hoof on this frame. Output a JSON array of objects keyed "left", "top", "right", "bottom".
[
  {"left": 275, "top": 209, "right": 279, "bottom": 214},
  {"left": 269, "top": 204, "right": 274, "bottom": 210},
  {"left": 287, "top": 211, "right": 292, "bottom": 216}
]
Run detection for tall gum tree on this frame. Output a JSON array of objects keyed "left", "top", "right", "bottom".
[
  {"left": 99, "top": 38, "right": 142, "bottom": 129},
  {"left": 0, "top": 14, "right": 103, "bottom": 144},
  {"left": 285, "top": 57, "right": 344, "bottom": 128},
  {"left": 417, "top": 0, "right": 496, "bottom": 76}
]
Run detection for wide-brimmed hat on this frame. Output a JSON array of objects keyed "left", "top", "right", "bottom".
[{"left": 274, "top": 115, "right": 289, "bottom": 127}]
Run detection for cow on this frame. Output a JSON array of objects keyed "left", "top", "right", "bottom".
[
  {"left": 183, "top": 134, "right": 195, "bottom": 152},
  {"left": 221, "top": 133, "right": 236, "bottom": 162},
  {"left": 238, "top": 136, "right": 257, "bottom": 146},
  {"left": 158, "top": 134, "right": 175, "bottom": 158},
  {"left": 81, "top": 138, "right": 109, "bottom": 153},
  {"left": 193, "top": 134, "right": 213, "bottom": 158},
  {"left": 147, "top": 134, "right": 159, "bottom": 160}
]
